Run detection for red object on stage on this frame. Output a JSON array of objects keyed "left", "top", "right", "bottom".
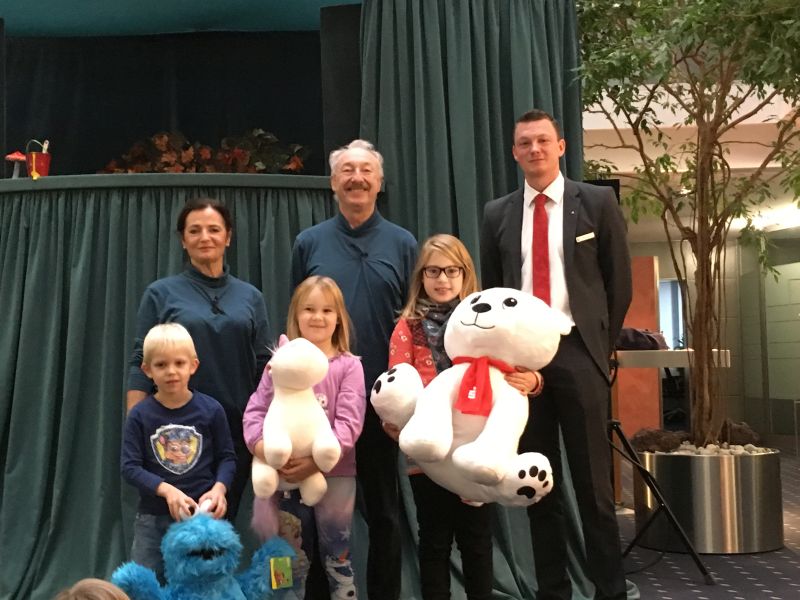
[{"left": 26, "top": 152, "right": 51, "bottom": 179}]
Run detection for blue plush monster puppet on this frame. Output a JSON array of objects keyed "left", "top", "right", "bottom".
[{"left": 112, "top": 513, "right": 294, "bottom": 600}]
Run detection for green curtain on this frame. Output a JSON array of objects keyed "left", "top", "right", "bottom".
[
  {"left": 359, "top": 0, "right": 584, "bottom": 263},
  {"left": 0, "top": 174, "right": 335, "bottom": 599},
  {"left": 359, "top": 2, "right": 639, "bottom": 599}
]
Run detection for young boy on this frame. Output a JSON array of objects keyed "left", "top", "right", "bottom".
[{"left": 121, "top": 323, "right": 236, "bottom": 580}]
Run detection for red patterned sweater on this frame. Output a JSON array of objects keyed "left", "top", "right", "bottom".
[
  {"left": 388, "top": 318, "right": 440, "bottom": 386},
  {"left": 388, "top": 317, "right": 442, "bottom": 474}
]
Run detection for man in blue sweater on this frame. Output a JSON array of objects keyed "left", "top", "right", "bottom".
[{"left": 292, "top": 139, "right": 417, "bottom": 600}]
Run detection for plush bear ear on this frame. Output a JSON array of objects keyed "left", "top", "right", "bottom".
[{"left": 278, "top": 334, "right": 290, "bottom": 347}]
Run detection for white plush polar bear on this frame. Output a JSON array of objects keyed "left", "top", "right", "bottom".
[
  {"left": 251, "top": 335, "right": 341, "bottom": 506},
  {"left": 371, "top": 288, "right": 571, "bottom": 506}
]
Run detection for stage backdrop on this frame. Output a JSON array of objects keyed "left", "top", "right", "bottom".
[{"left": 4, "top": 32, "right": 326, "bottom": 176}]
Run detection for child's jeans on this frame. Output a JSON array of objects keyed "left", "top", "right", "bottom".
[{"left": 130, "top": 512, "right": 175, "bottom": 582}]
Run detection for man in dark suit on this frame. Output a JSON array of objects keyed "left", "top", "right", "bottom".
[{"left": 480, "top": 109, "right": 632, "bottom": 600}]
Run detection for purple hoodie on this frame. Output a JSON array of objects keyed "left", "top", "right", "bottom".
[{"left": 243, "top": 352, "right": 365, "bottom": 477}]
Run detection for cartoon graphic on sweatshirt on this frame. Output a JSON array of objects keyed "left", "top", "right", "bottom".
[{"left": 150, "top": 424, "right": 202, "bottom": 474}]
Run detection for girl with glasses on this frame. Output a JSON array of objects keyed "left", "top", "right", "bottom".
[{"left": 384, "top": 234, "right": 539, "bottom": 600}]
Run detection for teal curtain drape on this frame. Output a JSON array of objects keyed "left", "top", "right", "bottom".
[
  {"left": 359, "top": 0, "right": 584, "bottom": 264},
  {"left": 359, "top": 3, "right": 639, "bottom": 599},
  {"left": 0, "top": 174, "right": 335, "bottom": 599}
]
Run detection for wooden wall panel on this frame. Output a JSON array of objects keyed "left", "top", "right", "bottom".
[{"left": 615, "top": 255, "right": 662, "bottom": 437}]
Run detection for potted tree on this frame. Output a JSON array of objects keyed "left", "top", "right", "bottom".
[{"left": 578, "top": 0, "right": 800, "bottom": 552}]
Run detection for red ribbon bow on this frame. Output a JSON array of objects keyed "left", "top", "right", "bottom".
[{"left": 451, "top": 356, "right": 516, "bottom": 416}]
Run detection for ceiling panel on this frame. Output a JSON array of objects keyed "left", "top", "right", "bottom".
[{"left": 0, "top": 1, "right": 361, "bottom": 37}]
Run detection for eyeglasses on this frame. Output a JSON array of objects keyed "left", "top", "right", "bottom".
[{"left": 422, "top": 265, "right": 464, "bottom": 279}]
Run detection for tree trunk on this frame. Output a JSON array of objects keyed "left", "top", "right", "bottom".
[{"left": 689, "top": 250, "right": 723, "bottom": 446}]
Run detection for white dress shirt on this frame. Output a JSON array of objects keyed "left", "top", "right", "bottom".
[{"left": 520, "top": 172, "right": 575, "bottom": 327}]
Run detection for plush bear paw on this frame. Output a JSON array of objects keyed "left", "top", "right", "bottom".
[
  {"left": 451, "top": 441, "right": 504, "bottom": 485},
  {"left": 252, "top": 457, "right": 279, "bottom": 498},
  {"left": 312, "top": 441, "right": 342, "bottom": 473},
  {"left": 370, "top": 364, "right": 423, "bottom": 428},
  {"left": 496, "top": 452, "right": 554, "bottom": 507},
  {"left": 400, "top": 427, "right": 452, "bottom": 462},
  {"left": 399, "top": 407, "right": 453, "bottom": 462},
  {"left": 263, "top": 439, "right": 292, "bottom": 470},
  {"left": 298, "top": 472, "right": 328, "bottom": 506}
]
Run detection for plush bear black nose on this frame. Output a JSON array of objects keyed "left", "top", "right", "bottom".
[{"left": 471, "top": 302, "right": 491, "bottom": 313}]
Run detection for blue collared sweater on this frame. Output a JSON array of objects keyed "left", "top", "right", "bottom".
[{"left": 291, "top": 211, "right": 417, "bottom": 388}]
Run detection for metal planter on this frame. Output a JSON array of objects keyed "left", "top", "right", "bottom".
[{"left": 633, "top": 450, "right": 784, "bottom": 553}]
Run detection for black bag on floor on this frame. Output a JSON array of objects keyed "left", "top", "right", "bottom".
[{"left": 615, "top": 327, "right": 668, "bottom": 350}]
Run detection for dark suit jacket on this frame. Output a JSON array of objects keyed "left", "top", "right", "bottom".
[{"left": 480, "top": 178, "right": 632, "bottom": 377}]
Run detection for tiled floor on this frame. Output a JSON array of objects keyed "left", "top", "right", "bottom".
[{"left": 617, "top": 451, "right": 800, "bottom": 598}]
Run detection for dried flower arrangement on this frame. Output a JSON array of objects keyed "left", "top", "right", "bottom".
[{"left": 101, "top": 129, "right": 308, "bottom": 174}]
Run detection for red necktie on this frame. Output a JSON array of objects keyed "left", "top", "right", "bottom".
[{"left": 532, "top": 193, "right": 551, "bottom": 306}]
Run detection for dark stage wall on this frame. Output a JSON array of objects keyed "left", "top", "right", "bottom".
[
  {"left": 5, "top": 31, "right": 326, "bottom": 175},
  {"left": 320, "top": 4, "right": 362, "bottom": 169}
]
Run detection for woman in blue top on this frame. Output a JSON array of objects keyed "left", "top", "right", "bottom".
[{"left": 127, "top": 197, "right": 271, "bottom": 520}]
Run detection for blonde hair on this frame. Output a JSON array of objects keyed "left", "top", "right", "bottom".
[
  {"left": 286, "top": 276, "right": 353, "bottom": 354},
  {"left": 54, "top": 578, "right": 130, "bottom": 600},
  {"left": 400, "top": 234, "right": 479, "bottom": 320},
  {"left": 142, "top": 323, "right": 197, "bottom": 365}
]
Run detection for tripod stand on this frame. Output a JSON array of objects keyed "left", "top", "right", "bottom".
[{"left": 608, "top": 419, "right": 715, "bottom": 585}]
